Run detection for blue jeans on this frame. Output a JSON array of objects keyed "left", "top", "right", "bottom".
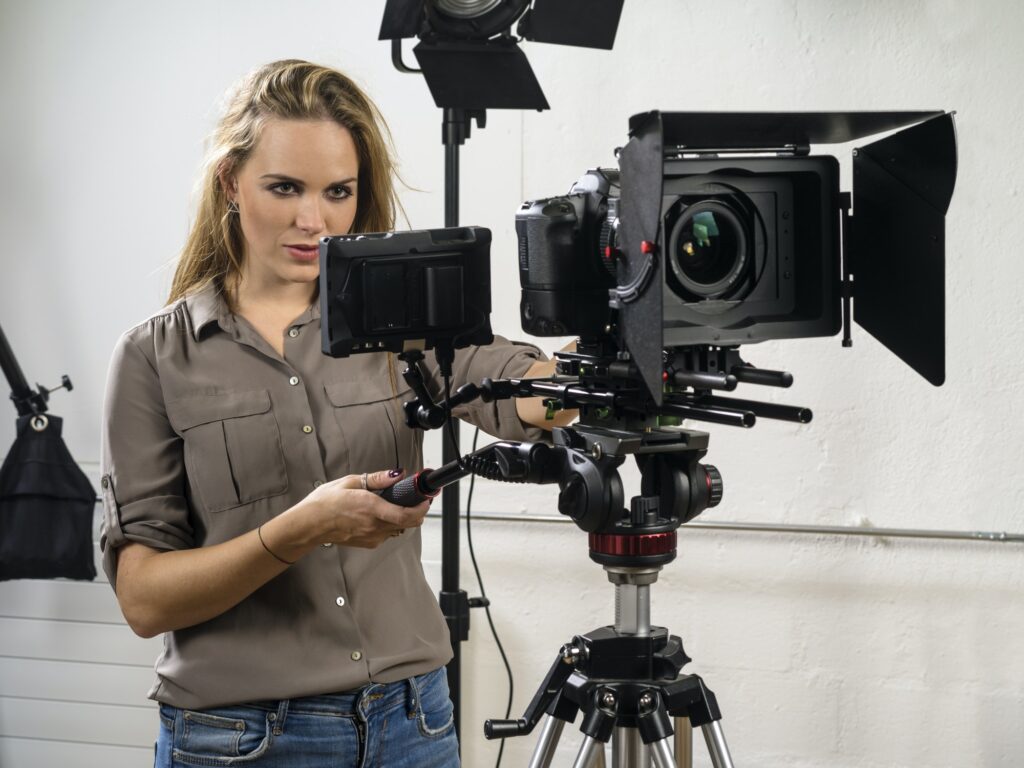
[{"left": 155, "top": 667, "right": 459, "bottom": 767}]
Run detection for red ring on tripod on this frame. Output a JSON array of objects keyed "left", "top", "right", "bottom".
[{"left": 588, "top": 531, "right": 677, "bottom": 557}]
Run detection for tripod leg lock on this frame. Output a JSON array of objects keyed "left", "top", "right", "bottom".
[
  {"left": 636, "top": 689, "right": 674, "bottom": 744},
  {"left": 579, "top": 686, "right": 618, "bottom": 743},
  {"left": 664, "top": 675, "right": 723, "bottom": 728}
]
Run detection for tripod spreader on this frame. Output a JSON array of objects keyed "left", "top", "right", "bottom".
[{"left": 484, "top": 626, "right": 726, "bottom": 744}]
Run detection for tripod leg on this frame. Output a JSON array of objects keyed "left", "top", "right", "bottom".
[
  {"left": 673, "top": 716, "right": 692, "bottom": 768},
  {"left": 700, "top": 721, "right": 736, "bottom": 768},
  {"left": 612, "top": 727, "right": 650, "bottom": 767},
  {"left": 528, "top": 715, "right": 566, "bottom": 768},
  {"left": 650, "top": 736, "right": 677, "bottom": 768},
  {"left": 572, "top": 734, "right": 606, "bottom": 768}
]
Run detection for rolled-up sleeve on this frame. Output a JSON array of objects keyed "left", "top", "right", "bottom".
[
  {"left": 99, "top": 326, "right": 194, "bottom": 588},
  {"left": 428, "top": 335, "right": 547, "bottom": 442}
]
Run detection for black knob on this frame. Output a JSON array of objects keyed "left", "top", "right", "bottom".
[
  {"left": 630, "top": 496, "right": 660, "bottom": 526},
  {"left": 705, "top": 465, "right": 724, "bottom": 507}
]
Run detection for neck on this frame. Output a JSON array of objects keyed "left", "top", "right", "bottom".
[{"left": 229, "top": 272, "right": 316, "bottom": 317}]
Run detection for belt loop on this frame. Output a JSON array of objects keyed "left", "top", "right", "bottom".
[
  {"left": 406, "top": 673, "right": 421, "bottom": 718},
  {"left": 272, "top": 699, "right": 289, "bottom": 735}
]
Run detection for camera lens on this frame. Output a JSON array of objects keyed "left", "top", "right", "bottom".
[{"left": 668, "top": 201, "right": 749, "bottom": 299}]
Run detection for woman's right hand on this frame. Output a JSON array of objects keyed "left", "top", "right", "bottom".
[{"left": 303, "top": 469, "right": 431, "bottom": 549}]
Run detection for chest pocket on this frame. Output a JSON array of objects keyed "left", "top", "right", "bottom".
[
  {"left": 166, "top": 390, "right": 289, "bottom": 514},
  {"left": 325, "top": 379, "right": 419, "bottom": 474}
]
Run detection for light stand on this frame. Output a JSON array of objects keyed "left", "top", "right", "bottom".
[
  {"left": 379, "top": 0, "right": 625, "bottom": 742},
  {"left": 439, "top": 106, "right": 488, "bottom": 741}
]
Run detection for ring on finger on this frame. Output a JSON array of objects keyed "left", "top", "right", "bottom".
[{"left": 360, "top": 472, "right": 368, "bottom": 490}]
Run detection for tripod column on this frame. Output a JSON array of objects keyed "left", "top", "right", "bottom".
[
  {"left": 612, "top": 727, "right": 649, "bottom": 767},
  {"left": 674, "top": 717, "right": 693, "bottom": 768}
]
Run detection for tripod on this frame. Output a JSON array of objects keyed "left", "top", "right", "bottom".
[
  {"left": 479, "top": 425, "right": 736, "bottom": 768},
  {"left": 489, "top": 561, "right": 734, "bottom": 768}
]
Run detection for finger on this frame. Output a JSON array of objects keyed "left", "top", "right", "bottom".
[
  {"left": 364, "top": 468, "right": 406, "bottom": 491},
  {"left": 335, "top": 474, "right": 366, "bottom": 490},
  {"left": 376, "top": 501, "right": 429, "bottom": 529}
]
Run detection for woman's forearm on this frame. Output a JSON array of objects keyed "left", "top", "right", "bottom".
[
  {"left": 515, "top": 341, "right": 580, "bottom": 430},
  {"left": 114, "top": 472, "right": 428, "bottom": 638},
  {"left": 116, "top": 501, "right": 322, "bottom": 638}
]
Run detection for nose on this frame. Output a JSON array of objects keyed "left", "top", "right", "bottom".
[{"left": 295, "top": 196, "right": 326, "bottom": 234}]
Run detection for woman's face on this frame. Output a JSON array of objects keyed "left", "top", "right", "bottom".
[{"left": 227, "top": 117, "right": 360, "bottom": 291}]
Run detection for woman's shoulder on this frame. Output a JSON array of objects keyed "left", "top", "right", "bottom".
[{"left": 117, "top": 285, "right": 222, "bottom": 352}]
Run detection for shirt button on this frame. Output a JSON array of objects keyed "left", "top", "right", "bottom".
[
  {"left": 313, "top": 480, "right": 324, "bottom": 488},
  {"left": 336, "top": 596, "right": 346, "bottom": 607},
  {"left": 302, "top": 425, "right": 313, "bottom": 434},
  {"left": 288, "top": 328, "right": 300, "bottom": 338},
  {"left": 289, "top": 376, "right": 300, "bottom": 386},
  {"left": 351, "top": 650, "right": 362, "bottom": 661}
]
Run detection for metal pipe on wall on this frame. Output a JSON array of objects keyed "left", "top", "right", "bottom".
[{"left": 430, "top": 510, "right": 1024, "bottom": 545}]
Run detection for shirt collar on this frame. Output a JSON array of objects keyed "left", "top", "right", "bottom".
[
  {"left": 184, "top": 281, "right": 322, "bottom": 342},
  {"left": 184, "top": 281, "right": 232, "bottom": 342}
]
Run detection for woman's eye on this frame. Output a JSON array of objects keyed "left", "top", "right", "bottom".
[
  {"left": 270, "top": 182, "right": 297, "bottom": 195},
  {"left": 328, "top": 186, "right": 352, "bottom": 200}
]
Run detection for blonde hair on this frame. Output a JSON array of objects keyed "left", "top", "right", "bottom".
[{"left": 169, "top": 59, "right": 401, "bottom": 305}]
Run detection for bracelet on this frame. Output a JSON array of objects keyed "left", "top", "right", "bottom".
[{"left": 257, "top": 524, "right": 295, "bottom": 566}]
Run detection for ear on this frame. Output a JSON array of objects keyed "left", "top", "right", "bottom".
[{"left": 218, "top": 163, "right": 238, "bottom": 203}]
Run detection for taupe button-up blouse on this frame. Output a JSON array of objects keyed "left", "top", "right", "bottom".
[{"left": 99, "top": 282, "right": 543, "bottom": 709}]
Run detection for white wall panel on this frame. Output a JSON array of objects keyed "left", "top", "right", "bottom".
[
  {"left": 0, "top": 580, "right": 124, "bottom": 624},
  {"left": 0, "top": 697, "right": 153, "bottom": 746},
  {"left": 0, "top": 658, "right": 153, "bottom": 705},
  {"left": 0, "top": 618, "right": 161, "bottom": 667}
]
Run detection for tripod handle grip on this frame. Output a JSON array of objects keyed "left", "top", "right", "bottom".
[{"left": 484, "top": 718, "right": 530, "bottom": 739}]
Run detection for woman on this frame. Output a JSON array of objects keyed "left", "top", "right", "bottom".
[{"left": 100, "top": 59, "right": 567, "bottom": 767}]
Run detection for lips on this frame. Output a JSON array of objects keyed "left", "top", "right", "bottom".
[{"left": 285, "top": 244, "right": 319, "bottom": 262}]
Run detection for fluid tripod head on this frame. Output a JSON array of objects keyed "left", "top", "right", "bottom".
[{"left": 373, "top": 339, "right": 736, "bottom": 570}]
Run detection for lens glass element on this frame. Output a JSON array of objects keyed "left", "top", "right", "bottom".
[{"left": 669, "top": 202, "right": 748, "bottom": 299}]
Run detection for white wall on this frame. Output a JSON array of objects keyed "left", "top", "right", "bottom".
[{"left": 1, "top": 1, "right": 1022, "bottom": 766}]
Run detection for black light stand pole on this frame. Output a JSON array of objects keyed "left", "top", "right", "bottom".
[
  {"left": 439, "top": 106, "right": 485, "bottom": 744},
  {"left": 0, "top": 321, "right": 58, "bottom": 418}
]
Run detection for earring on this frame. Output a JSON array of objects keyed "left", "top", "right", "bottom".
[{"left": 227, "top": 199, "right": 239, "bottom": 214}]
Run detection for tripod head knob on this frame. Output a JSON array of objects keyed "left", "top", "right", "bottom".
[
  {"left": 630, "top": 496, "right": 659, "bottom": 525},
  {"left": 705, "top": 465, "right": 724, "bottom": 507}
]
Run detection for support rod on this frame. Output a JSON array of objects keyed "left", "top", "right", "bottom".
[{"left": 423, "top": 510, "right": 1024, "bottom": 544}]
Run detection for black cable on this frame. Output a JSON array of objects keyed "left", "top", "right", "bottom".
[
  {"left": 465, "top": 426, "right": 515, "bottom": 768},
  {"left": 443, "top": 371, "right": 467, "bottom": 471}
]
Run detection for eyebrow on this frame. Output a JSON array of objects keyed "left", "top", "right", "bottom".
[{"left": 259, "top": 173, "right": 358, "bottom": 186}]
